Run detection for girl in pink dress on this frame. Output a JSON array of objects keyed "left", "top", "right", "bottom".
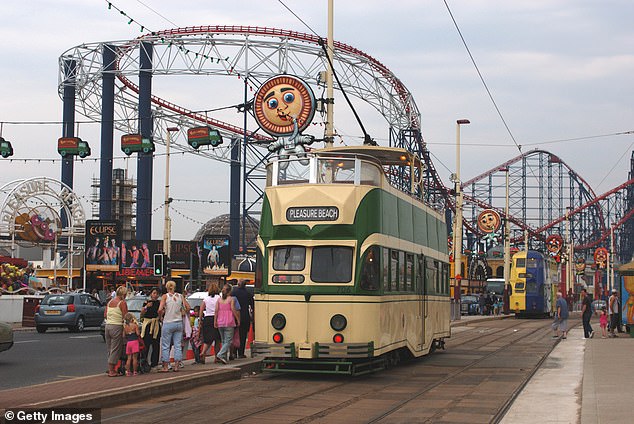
[{"left": 599, "top": 307, "right": 608, "bottom": 338}]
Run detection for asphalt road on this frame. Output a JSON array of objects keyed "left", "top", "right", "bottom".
[{"left": 0, "top": 328, "right": 106, "bottom": 390}]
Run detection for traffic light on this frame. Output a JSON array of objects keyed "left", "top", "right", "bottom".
[{"left": 153, "top": 253, "right": 165, "bottom": 276}]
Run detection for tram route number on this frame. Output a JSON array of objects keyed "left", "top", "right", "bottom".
[
  {"left": 337, "top": 287, "right": 352, "bottom": 294},
  {"left": 286, "top": 206, "right": 339, "bottom": 222}
]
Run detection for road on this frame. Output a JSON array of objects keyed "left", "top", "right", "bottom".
[{"left": 0, "top": 328, "right": 105, "bottom": 390}]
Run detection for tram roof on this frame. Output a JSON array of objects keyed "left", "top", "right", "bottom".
[{"left": 315, "top": 145, "right": 422, "bottom": 168}]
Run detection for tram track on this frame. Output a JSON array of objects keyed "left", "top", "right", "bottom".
[
  {"left": 221, "top": 320, "right": 546, "bottom": 423},
  {"left": 101, "top": 318, "right": 566, "bottom": 423}
]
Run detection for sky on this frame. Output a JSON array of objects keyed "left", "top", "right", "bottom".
[{"left": 0, "top": 0, "right": 633, "bottom": 242}]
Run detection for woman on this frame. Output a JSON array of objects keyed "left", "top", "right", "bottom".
[
  {"left": 214, "top": 283, "right": 240, "bottom": 364},
  {"left": 141, "top": 288, "right": 161, "bottom": 368},
  {"left": 158, "top": 280, "right": 190, "bottom": 372},
  {"left": 199, "top": 282, "right": 221, "bottom": 363},
  {"left": 105, "top": 285, "right": 128, "bottom": 377}
]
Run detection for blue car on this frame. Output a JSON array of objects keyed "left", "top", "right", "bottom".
[{"left": 35, "top": 293, "right": 105, "bottom": 333}]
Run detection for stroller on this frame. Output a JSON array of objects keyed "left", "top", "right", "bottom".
[{"left": 115, "top": 337, "right": 152, "bottom": 375}]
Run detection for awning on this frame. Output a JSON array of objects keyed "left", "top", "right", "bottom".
[
  {"left": 34, "top": 268, "right": 81, "bottom": 278},
  {"left": 0, "top": 256, "right": 28, "bottom": 268}
]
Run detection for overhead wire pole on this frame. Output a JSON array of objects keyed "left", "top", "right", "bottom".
[{"left": 324, "top": 0, "right": 334, "bottom": 147}]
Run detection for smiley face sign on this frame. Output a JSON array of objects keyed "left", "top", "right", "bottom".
[
  {"left": 254, "top": 75, "right": 316, "bottom": 137},
  {"left": 477, "top": 209, "right": 501, "bottom": 234},
  {"left": 546, "top": 234, "right": 564, "bottom": 255}
]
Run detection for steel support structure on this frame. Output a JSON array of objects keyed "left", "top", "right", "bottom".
[
  {"left": 136, "top": 42, "right": 153, "bottom": 240},
  {"left": 99, "top": 44, "right": 116, "bottom": 220}
]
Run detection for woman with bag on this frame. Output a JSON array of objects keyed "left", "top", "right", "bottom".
[
  {"left": 199, "top": 282, "right": 221, "bottom": 364},
  {"left": 104, "top": 285, "right": 128, "bottom": 377},
  {"left": 214, "top": 283, "right": 240, "bottom": 364},
  {"left": 158, "top": 280, "right": 190, "bottom": 372}
]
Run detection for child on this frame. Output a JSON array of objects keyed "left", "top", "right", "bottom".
[
  {"left": 190, "top": 306, "right": 203, "bottom": 364},
  {"left": 599, "top": 306, "right": 608, "bottom": 338},
  {"left": 123, "top": 313, "right": 140, "bottom": 376}
]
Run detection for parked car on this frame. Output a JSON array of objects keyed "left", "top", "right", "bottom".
[
  {"left": 35, "top": 293, "right": 105, "bottom": 333},
  {"left": 99, "top": 295, "right": 148, "bottom": 341},
  {"left": 0, "top": 321, "right": 14, "bottom": 352},
  {"left": 461, "top": 295, "right": 481, "bottom": 315}
]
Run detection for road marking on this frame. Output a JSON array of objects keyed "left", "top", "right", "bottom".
[
  {"left": 14, "top": 340, "right": 39, "bottom": 344},
  {"left": 69, "top": 335, "right": 102, "bottom": 339}
]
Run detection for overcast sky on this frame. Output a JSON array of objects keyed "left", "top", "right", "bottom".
[{"left": 1, "top": 0, "right": 633, "bottom": 241}]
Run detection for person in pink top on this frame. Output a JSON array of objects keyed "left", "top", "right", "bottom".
[
  {"left": 214, "top": 283, "right": 240, "bottom": 364},
  {"left": 599, "top": 306, "right": 609, "bottom": 338}
]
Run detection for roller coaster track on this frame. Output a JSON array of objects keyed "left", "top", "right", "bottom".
[{"left": 58, "top": 27, "right": 633, "bottom": 260}]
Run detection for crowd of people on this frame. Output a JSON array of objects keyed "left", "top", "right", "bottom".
[{"left": 103, "top": 279, "right": 254, "bottom": 377}]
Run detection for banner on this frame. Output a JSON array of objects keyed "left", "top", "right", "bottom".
[
  {"left": 201, "top": 235, "right": 231, "bottom": 276},
  {"left": 85, "top": 220, "right": 121, "bottom": 271}
]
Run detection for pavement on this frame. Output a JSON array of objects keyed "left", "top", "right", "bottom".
[
  {"left": 501, "top": 320, "right": 633, "bottom": 424},
  {"left": 2, "top": 314, "right": 631, "bottom": 424}
]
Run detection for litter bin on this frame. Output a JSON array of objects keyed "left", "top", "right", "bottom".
[{"left": 22, "top": 296, "right": 43, "bottom": 327}]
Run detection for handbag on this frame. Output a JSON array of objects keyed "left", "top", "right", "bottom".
[{"left": 231, "top": 327, "right": 241, "bottom": 348}]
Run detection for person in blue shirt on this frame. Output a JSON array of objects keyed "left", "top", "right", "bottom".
[{"left": 551, "top": 291, "right": 569, "bottom": 339}]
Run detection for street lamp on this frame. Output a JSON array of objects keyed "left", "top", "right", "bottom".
[
  {"left": 454, "top": 119, "right": 470, "bottom": 300},
  {"left": 502, "top": 167, "right": 511, "bottom": 314},
  {"left": 163, "top": 127, "right": 179, "bottom": 262}
]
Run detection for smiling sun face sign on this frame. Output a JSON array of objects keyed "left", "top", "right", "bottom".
[{"left": 254, "top": 75, "right": 316, "bottom": 137}]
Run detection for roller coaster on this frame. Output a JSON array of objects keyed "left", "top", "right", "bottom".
[{"left": 54, "top": 25, "right": 633, "bottom": 263}]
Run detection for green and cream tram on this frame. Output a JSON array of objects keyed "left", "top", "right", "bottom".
[{"left": 252, "top": 146, "right": 451, "bottom": 374}]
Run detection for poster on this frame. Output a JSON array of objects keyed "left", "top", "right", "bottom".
[
  {"left": 201, "top": 235, "right": 231, "bottom": 276},
  {"left": 120, "top": 240, "right": 155, "bottom": 269},
  {"left": 85, "top": 220, "right": 121, "bottom": 271}
]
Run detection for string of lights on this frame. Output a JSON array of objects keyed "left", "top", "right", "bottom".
[{"left": 169, "top": 205, "right": 207, "bottom": 226}]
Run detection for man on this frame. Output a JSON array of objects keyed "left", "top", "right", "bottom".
[
  {"left": 581, "top": 288, "right": 594, "bottom": 339},
  {"left": 552, "top": 291, "right": 569, "bottom": 339},
  {"left": 232, "top": 279, "right": 254, "bottom": 359},
  {"left": 608, "top": 288, "right": 621, "bottom": 337}
]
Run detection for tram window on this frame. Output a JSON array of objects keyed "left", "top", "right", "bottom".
[
  {"left": 311, "top": 246, "right": 353, "bottom": 283},
  {"left": 514, "top": 282, "right": 525, "bottom": 292},
  {"left": 519, "top": 273, "right": 532, "bottom": 279},
  {"left": 255, "top": 248, "right": 263, "bottom": 289},
  {"left": 425, "top": 257, "right": 438, "bottom": 295},
  {"left": 515, "top": 257, "right": 526, "bottom": 268},
  {"left": 318, "top": 159, "right": 355, "bottom": 184},
  {"left": 382, "top": 248, "right": 389, "bottom": 291},
  {"left": 442, "top": 263, "right": 449, "bottom": 295},
  {"left": 360, "top": 246, "right": 380, "bottom": 291},
  {"left": 272, "top": 246, "right": 306, "bottom": 271},
  {"left": 359, "top": 162, "right": 381, "bottom": 186},
  {"left": 272, "top": 274, "right": 305, "bottom": 284},
  {"left": 526, "top": 257, "right": 539, "bottom": 269},
  {"left": 416, "top": 255, "right": 424, "bottom": 293},
  {"left": 333, "top": 159, "right": 355, "bottom": 184},
  {"left": 526, "top": 281, "right": 538, "bottom": 293},
  {"left": 399, "top": 251, "right": 405, "bottom": 291},
  {"left": 390, "top": 250, "right": 399, "bottom": 291},
  {"left": 405, "top": 253, "right": 414, "bottom": 292}
]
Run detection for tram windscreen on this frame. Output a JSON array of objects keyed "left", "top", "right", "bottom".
[
  {"left": 311, "top": 246, "right": 353, "bottom": 283},
  {"left": 272, "top": 246, "right": 306, "bottom": 271}
]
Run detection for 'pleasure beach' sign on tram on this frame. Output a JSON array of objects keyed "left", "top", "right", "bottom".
[{"left": 286, "top": 206, "right": 339, "bottom": 222}]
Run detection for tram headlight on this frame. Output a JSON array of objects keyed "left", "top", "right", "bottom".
[
  {"left": 330, "top": 314, "right": 347, "bottom": 331},
  {"left": 271, "top": 313, "right": 286, "bottom": 330}
]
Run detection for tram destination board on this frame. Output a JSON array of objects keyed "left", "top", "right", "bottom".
[{"left": 286, "top": 206, "right": 339, "bottom": 221}]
